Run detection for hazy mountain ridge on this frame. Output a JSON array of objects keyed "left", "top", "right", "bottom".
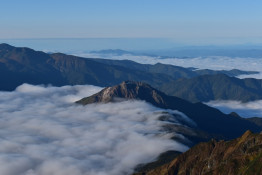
[
  {"left": 90, "top": 49, "right": 133, "bottom": 55},
  {"left": 162, "top": 74, "right": 262, "bottom": 102},
  {"left": 0, "top": 44, "right": 66, "bottom": 90},
  {"left": 0, "top": 44, "right": 174, "bottom": 90},
  {"left": 90, "top": 46, "right": 262, "bottom": 58}
]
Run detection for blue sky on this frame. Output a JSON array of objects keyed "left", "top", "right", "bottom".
[{"left": 1, "top": 0, "right": 262, "bottom": 44}]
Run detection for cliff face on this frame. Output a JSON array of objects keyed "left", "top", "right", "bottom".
[{"left": 137, "top": 130, "right": 262, "bottom": 175}]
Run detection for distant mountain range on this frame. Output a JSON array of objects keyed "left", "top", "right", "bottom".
[
  {"left": 90, "top": 49, "right": 133, "bottom": 55},
  {"left": 135, "top": 130, "right": 262, "bottom": 175},
  {"left": 0, "top": 43, "right": 261, "bottom": 103},
  {"left": 90, "top": 46, "right": 262, "bottom": 58}
]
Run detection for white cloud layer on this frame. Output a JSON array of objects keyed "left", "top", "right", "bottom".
[
  {"left": 0, "top": 84, "right": 189, "bottom": 175},
  {"left": 76, "top": 53, "right": 262, "bottom": 79},
  {"left": 206, "top": 100, "right": 262, "bottom": 118}
]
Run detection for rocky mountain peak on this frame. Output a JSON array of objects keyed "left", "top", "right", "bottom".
[{"left": 76, "top": 81, "right": 167, "bottom": 106}]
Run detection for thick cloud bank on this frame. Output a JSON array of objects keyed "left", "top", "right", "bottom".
[
  {"left": 77, "top": 53, "right": 262, "bottom": 79},
  {"left": 0, "top": 84, "right": 189, "bottom": 175},
  {"left": 206, "top": 100, "right": 262, "bottom": 118}
]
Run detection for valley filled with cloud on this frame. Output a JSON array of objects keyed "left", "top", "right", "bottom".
[
  {"left": 206, "top": 100, "right": 262, "bottom": 118},
  {"left": 0, "top": 84, "right": 189, "bottom": 175}
]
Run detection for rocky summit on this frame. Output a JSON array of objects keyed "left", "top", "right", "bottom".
[{"left": 76, "top": 81, "right": 167, "bottom": 106}]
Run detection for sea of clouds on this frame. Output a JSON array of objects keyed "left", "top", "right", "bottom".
[
  {"left": 0, "top": 84, "right": 189, "bottom": 175},
  {"left": 206, "top": 100, "right": 262, "bottom": 118},
  {"left": 76, "top": 53, "right": 262, "bottom": 79}
]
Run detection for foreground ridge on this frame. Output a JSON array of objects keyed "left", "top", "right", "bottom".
[{"left": 136, "top": 130, "right": 262, "bottom": 175}]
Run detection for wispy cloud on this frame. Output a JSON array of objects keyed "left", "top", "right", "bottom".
[
  {"left": 0, "top": 84, "right": 189, "bottom": 175},
  {"left": 206, "top": 100, "right": 262, "bottom": 118}
]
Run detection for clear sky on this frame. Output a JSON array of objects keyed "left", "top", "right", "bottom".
[{"left": 1, "top": 0, "right": 262, "bottom": 44}]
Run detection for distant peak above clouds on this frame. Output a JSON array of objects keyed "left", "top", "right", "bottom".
[
  {"left": 90, "top": 49, "right": 133, "bottom": 55},
  {"left": 76, "top": 81, "right": 168, "bottom": 108}
]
